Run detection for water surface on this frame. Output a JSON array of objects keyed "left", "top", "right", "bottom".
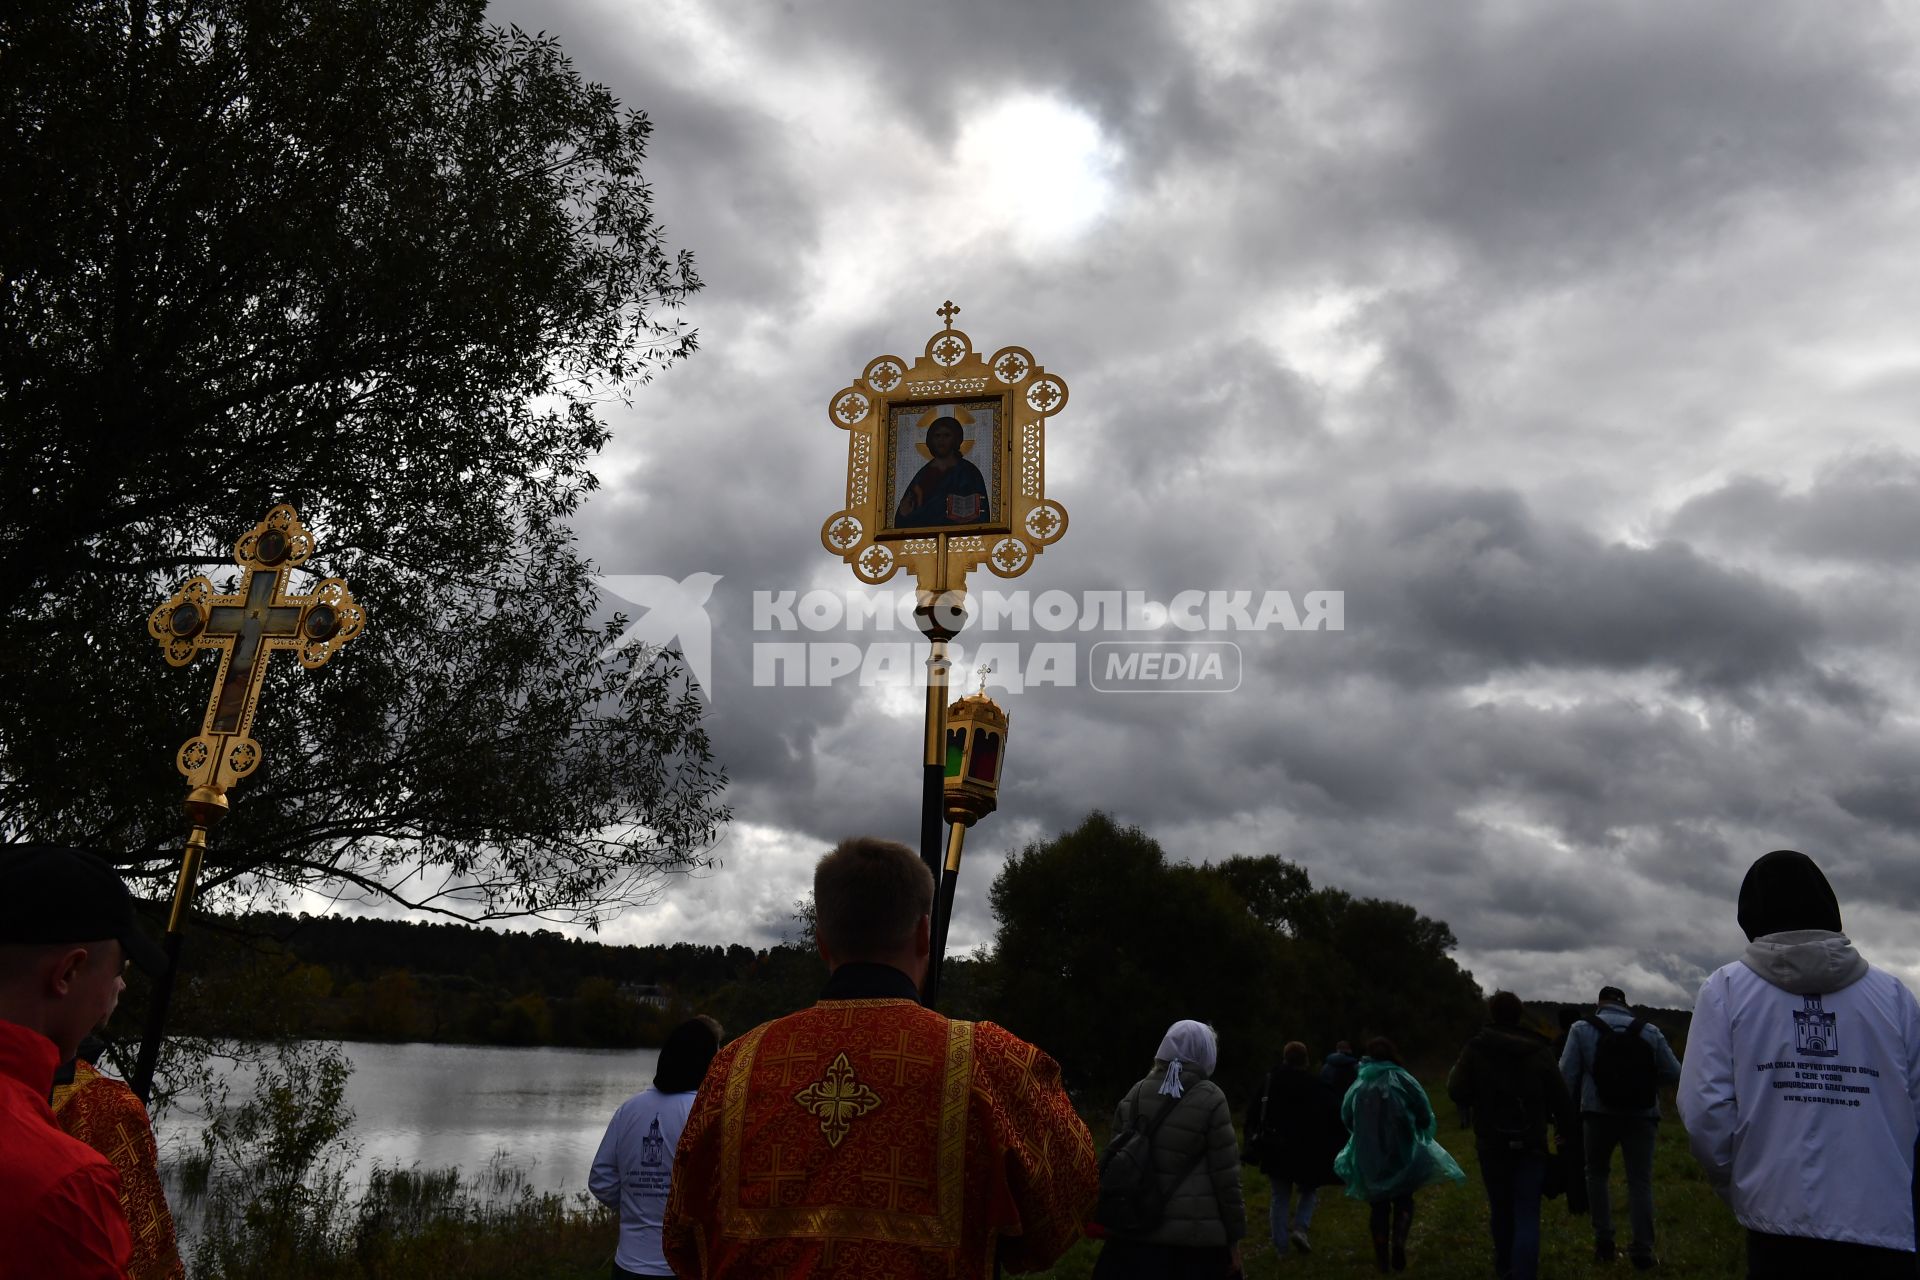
[{"left": 158, "top": 1040, "right": 662, "bottom": 1199}]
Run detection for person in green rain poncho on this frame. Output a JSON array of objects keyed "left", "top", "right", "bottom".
[{"left": 1335, "top": 1037, "right": 1466, "bottom": 1272}]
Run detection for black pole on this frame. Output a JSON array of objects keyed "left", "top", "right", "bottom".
[
  {"left": 915, "top": 584, "right": 960, "bottom": 1008},
  {"left": 933, "top": 859, "right": 959, "bottom": 963},
  {"left": 929, "top": 824, "right": 963, "bottom": 1006},
  {"left": 129, "top": 931, "right": 184, "bottom": 1103},
  {"left": 131, "top": 788, "right": 225, "bottom": 1104}
]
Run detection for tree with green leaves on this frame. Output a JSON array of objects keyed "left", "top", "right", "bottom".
[
  {"left": 984, "top": 812, "right": 1486, "bottom": 1101},
  {"left": 986, "top": 812, "right": 1287, "bottom": 1100},
  {"left": 0, "top": 0, "right": 726, "bottom": 958}
]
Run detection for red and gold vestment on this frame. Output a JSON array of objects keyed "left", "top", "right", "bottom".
[
  {"left": 663, "top": 964, "right": 1097, "bottom": 1278},
  {"left": 53, "top": 1059, "right": 185, "bottom": 1280}
]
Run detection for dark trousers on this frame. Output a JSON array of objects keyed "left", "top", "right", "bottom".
[
  {"left": 1747, "top": 1231, "right": 1919, "bottom": 1279},
  {"left": 1583, "top": 1113, "right": 1657, "bottom": 1257},
  {"left": 1478, "top": 1144, "right": 1548, "bottom": 1280},
  {"left": 1368, "top": 1194, "right": 1414, "bottom": 1255},
  {"left": 612, "top": 1264, "right": 672, "bottom": 1280}
]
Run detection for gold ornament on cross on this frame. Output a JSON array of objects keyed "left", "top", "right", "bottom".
[{"left": 147, "top": 503, "right": 365, "bottom": 790}]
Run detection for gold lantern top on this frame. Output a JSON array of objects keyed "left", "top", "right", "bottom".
[{"left": 943, "top": 688, "right": 1009, "bottom": 827}]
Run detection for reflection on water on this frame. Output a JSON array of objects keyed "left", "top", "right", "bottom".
[{"left": 158, "top": 1041, "right": 661, "bottom": 1198}]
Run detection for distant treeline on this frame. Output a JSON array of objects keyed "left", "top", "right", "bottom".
[
  {"left": 145, "top": 811, "right": 1676, "bottom": 1106},
  {"left": 164, "top": 912, "right": 854, "bottom": 1051}
]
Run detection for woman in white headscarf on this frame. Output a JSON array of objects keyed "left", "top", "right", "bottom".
[{"left": 1092, "top": 1019, "right": 1247, "bottom": 1279}]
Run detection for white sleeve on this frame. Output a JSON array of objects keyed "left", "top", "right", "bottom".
[
  {"left": 1676, "top": 970, "right": 1736, "bottom": 1190},
  {"left": 589, "top": 1107, "right": 625, "bottom": 1208},
  {"left": 1902, "top": 979, "right": 1920, "bottom": 1123}
]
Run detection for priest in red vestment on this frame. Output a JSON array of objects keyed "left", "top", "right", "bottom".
[
  {"left": 663, "top": 836, "right": 1097, "bottom": 1279},
  {"left": 54, "top": 1048, "right": 186, "bottom": 1280}
]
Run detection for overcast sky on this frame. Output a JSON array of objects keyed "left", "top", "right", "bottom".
[{"left": 477, "top": 0, "right": 1920, "bottom": 1009}]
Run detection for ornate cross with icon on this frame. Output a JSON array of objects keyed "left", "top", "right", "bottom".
[
  {"left": 822, "top": 304, "right": 1069, "bottom": 1005},
  {"left": 131, "top": 504, "right": 365, "bottom": 1100}
]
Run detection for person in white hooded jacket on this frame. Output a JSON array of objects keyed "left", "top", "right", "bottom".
[{"left": 1678, "top": 848, "right": 1920, "bottom": 1279}]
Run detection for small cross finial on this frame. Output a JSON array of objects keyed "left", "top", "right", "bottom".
[
  {"left": 976, "top": 660, "right": 995, "bottom": 696},
  {"left": 936, "top": 300, "right": 961, "bottom": 330}
]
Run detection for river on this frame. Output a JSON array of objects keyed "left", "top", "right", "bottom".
[{"left": 155, "top": 1041, "right": 661, "bottom": 1201}]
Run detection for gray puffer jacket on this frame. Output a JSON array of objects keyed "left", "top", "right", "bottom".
[{"left": 1108, "top": 1064, "right": 1247, "bottom": 1247}]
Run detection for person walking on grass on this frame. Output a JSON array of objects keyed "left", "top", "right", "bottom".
[
  {"left": 1559, "top": 984, "right": 1682, "bottom": 1269},
  {"left": 1245, "top": 1040, "right": 1343, "bottom": 1258},
  {"left": 1449, "top": 991, "right": 1573, "bottom": 1280},
  {"left": 1093, "top": 1020, "right": 1248, "bottom": 1280},
  {"left": 1335, "top": 1037, "right": 1465, "bottom": 1272},
  {"left": 1679, "top": 849, "right": 1920, "bottom": 1279}
]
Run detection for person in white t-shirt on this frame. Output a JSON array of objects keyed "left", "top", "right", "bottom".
[
  {"left": 592, "top": 1016, "right": 724, "bottom": 1279},
  {"left": 1679, "top": 849, "right": 1920, "bottom": 1279}
]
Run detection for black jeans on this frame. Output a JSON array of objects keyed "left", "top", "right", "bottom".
[
  {"left": 1478, "top": 1144, "right": 1548, "bottom": 1280},
  {"left": 1582, "top": 1113, "right": 1657, "bottom": 1257},
  {"left": 1747, "top": 1230, "right": 1918, "bottom": 1279},
  {"left": 1368, "top": 1194, "right": 1414, "bottom": 1240}
]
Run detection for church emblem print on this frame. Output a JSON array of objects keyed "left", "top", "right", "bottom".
[{"left": 1794, "top": 995, "right": 1839, "bottom": 1058}]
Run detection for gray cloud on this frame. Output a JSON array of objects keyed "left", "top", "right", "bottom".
[
  {"left": 1670, "top": 455, "right": 1920, "bottom": 566},
  {"left": 1321, "top": 486, "right": 1861, "bottom": 704},
  {"left": 471, "top": 0, "right": 1920, "bottom": 1008}
]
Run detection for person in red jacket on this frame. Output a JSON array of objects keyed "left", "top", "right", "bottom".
[{"left": 0, "top": 846, "right": 167, "bottom": 1280}]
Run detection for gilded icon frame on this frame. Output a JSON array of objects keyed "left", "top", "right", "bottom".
[{"left": 822, "top": 311, "right": 1069, "bottom": 596}]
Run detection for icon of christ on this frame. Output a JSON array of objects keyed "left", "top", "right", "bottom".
[{"left": 894, "top": 414, "right": 990, "bottom": 528}]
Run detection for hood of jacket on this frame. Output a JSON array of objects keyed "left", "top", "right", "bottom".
[
  {"left": 1740, "top": 929, "right": 1869, "bottom": 995},
  {"left": 1469, "top": 1024, "right": 1553, "bottom": 1059}
]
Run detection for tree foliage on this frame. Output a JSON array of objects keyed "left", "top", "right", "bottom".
[
  {"left": 0, "top": 0, "right": 726, "bottom": 923},
  {"left": 985, "top": 812, "right": 1486, "bottom": 1104}
]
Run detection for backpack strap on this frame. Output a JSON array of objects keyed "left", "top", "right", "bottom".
[
  {"left": 1251, "top": 1069, "right": 1275, "bottom": 1137},
  {"left": 1624, "top": 1018, "right": 1648, "bottom": 1039},
  {"left": 1124, "top": 1088, "right": 1184, "bottom": 1140},
  {"left": 1584, "top": 1013, "right": 1613, "bottom": 1036}
]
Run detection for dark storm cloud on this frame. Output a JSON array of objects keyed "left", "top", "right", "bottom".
[
  {"left": 1381, "top": 4, "right": 1908, "bottom": 270},
  {"left": 1320, "top": 486, "right": 1863, "bottom": 704},
  {"left": 1669, "top": 455, "right": 1920, "bottom": 566},
  {"left": 1197, "top": 2, "right": 1913, "bottom": 279}
]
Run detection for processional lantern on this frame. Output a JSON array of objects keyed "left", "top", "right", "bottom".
[
  {"left": 933, "top": 678, "right": 1009, "bottom": 966},
  {"left": 130, "top": 504, "right": 365, "bottom": 1101},
  {"left": 822, "top": 301, "right": 1068, "bottom": 1006}
]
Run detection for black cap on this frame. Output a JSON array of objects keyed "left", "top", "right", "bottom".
[
  {"left": 1598, "top": 985, "right": 1627, "bottom": 1005},
  {"left": 1738, "top": 849, "right": 1842, "bottom": 942},
  {"left": 0, "top": 846, "right": 167, "bottom": 974}
]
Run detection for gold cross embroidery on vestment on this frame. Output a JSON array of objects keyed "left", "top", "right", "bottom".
[
  {"left": 871, "top": 1029, "right": 937, "bottom": 1085},
  {"left": 794, "top": 1052, "right": 882, "bottom": 1147}
]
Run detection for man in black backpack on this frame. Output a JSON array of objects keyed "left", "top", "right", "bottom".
[
  {"left": 1559, "top": 985, "right": 1683, "bottom": 1269},
  {"left": 1449, "top": 991, "right": 1574, "bottom": 1280}
]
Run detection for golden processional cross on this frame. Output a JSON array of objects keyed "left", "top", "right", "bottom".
[{"left": 130, "top": 504, "right": 365, "bottom": 1101}]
